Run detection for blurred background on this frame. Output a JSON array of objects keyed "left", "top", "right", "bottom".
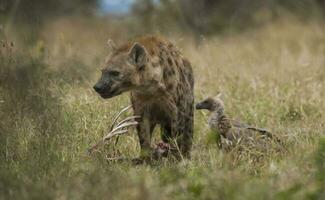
[
  {"left": 1, "top": 1, "right": 325, "bottom": 199},
  {"left": 1, "top": 0, "right": 325, "bottom": 41}
]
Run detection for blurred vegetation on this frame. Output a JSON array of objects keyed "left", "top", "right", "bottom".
[
  {"left": 0, "top": 0, "right": 96, "bottom": 23},
  {"left": 0, "top": 0, "right": 325, "bottom": 199},
  {"left": 312, "top": 138, "right": 325, "bottom": 199},
  {"left": 0, "top": 0, "right": 97, "bottom": 42},
  {"left": 1, "top": 0, "right": 325, "bottom": 38},
  {"left": 132, "top": 0, "right": 325, "bottom": 36}
]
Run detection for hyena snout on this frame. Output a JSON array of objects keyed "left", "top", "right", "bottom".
[
  {"left": 93, "top": 80, "right": 123, "bottom": 99},
  {"left": 93, "top": 81, "right": 114, "bottom": 99},
  {"left": 93, "top": 82, "right": 107, "bottom": 93}
]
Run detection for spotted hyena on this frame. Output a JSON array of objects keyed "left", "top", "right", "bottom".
[{"left": 93, "top": 36, "right": 194, "bottom": 159}]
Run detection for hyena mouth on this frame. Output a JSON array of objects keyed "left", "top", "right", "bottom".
[{"left": 100, "top": 88, "right": 122, "bottom": 99}]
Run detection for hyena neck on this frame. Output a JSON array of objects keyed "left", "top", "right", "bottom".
[
  {"left": 209, "top": 108, "right": 232, "bottom": 137},
  {"left": 132, "top": 81, "right": 167, "bottom": 98}
]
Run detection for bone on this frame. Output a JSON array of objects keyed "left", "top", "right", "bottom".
[{"left": 88, "top": 105, "right": 139, "bottom": 155}]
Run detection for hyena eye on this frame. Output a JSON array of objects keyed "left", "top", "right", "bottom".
[{"left": 108, "top": 70, "right": 120, "bottom": 77}]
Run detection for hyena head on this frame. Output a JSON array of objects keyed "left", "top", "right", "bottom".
[{"left": 93, "top": 43, "right": 150, "bottom": 99}]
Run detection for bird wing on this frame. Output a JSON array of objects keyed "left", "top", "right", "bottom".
[{"left": 230, "top": 119, "right": 276, "bottom": 140}]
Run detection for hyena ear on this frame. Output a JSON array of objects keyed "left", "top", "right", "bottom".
[
  {"left": 129, "top": 43, "right": 147, "bottom": 69},
  {"left": 107, "top": 39, "right": 117, "bottom": 51}
]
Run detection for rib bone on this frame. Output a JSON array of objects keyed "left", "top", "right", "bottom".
[
  {"left": 88, "top": 105, "right": 140, "bottom": 155},
  {"left": 110, "top": 105, "right": 132, "bottom": 131}
]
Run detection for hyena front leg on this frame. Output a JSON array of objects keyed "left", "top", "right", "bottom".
[
  {"left": 161, "top": 122, "right": 172, "bottom": 143},
  {"left": 136, "top": 113, "right": 154, "bottom": 160}
]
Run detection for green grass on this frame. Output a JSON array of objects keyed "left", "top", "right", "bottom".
[{"left": 0, "top": 19, "right": 325, "bottom": 199}]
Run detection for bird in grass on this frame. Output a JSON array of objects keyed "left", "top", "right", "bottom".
[{"left": 196, "top": 93, "right": 279, "bottom": 151}]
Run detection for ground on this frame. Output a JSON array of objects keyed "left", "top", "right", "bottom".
[{"left": 0, "top": 18, "right": 324, "bottom": 199}]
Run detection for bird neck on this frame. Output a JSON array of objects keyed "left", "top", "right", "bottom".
[{"left": 210, "top": 108, "right": 232, "bottom": 136}]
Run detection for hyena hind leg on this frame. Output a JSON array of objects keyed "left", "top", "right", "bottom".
[{"left": 178, "top": 105, "right": 194, "bottom": 159}]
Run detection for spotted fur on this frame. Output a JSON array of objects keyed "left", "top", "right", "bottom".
[{"left": 94, "top": 35, "right": 194, "bottom": 159}]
